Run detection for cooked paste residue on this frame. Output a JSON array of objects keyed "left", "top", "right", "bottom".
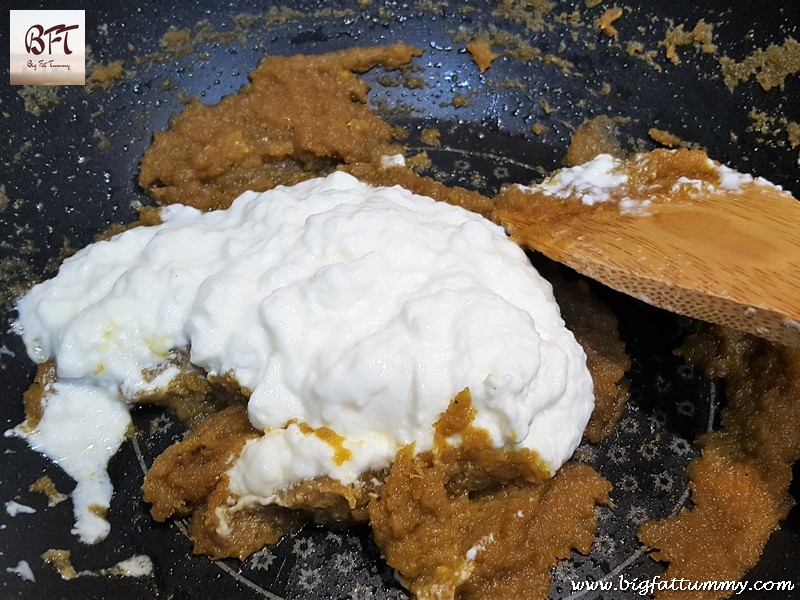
[
  {"left": 639, "top": 325, "right": 800, "bottom": 598},
  {"left": 139, "top": 43, "right": 422, "bottom": 210},
  {"left": 369, "top": 389, "right": 611, "bottom": 600}
]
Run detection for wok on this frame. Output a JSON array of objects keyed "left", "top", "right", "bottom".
[{"left": 1, "top": 1, "right": 798, "bottom": 598}]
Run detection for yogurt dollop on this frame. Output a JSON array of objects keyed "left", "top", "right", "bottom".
[
  {"left": 518, "top": 151, "right": 785, "bottom": 208},
  {"left": 15, "top": 172, "right": 593, "bottom": 527}
]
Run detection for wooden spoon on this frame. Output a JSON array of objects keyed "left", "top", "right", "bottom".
[{"left": 493, "top": 148, "right": 800, "bottom": 347}]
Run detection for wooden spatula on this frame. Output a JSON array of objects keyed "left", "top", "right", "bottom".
[{"left": 493, "top": 148, "right": 800, "bottom": 347}]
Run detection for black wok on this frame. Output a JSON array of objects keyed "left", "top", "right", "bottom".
[{"left": 1, "top": 1, "right": 798, "bottom": 598}]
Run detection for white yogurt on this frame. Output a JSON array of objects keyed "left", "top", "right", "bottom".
[
  {"left": 4, "top": 500, "right": 36, "bottom": 516},
  {"left": 15, "top": 172, "right": 593, "bottom": 531},
  {"left": 522, "top": 153, "right": 628, "bottom": 205},
  {"left": 6, "top": 560, "right": 35, "bottom": 582},
  {"left": 519, "top": 151, "right": 784, "bottom": 207},
  {"left": 8, "top": 380, "right": 130, "bottom": 543}
]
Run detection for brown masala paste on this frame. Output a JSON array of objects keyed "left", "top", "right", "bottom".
[
  {"left": 638, "top": 325, "right": 800, "bottom": 599},
  {"left": 369, "top": 390, "right": 611, "bottom": 600},
  {"left": 138, "top": 43, "right": 422, "bottom": 210}
]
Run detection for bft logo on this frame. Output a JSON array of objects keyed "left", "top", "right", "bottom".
[
  {"left": 9, "top": 10, "right": 86, "bottom": 85},
  {"left": 25, "top": 23, "right": 80, "bottom": 56}
]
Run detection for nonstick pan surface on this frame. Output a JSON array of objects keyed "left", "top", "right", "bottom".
[{"left": 1, "top": 2, "right": 798, "bottom": 599}]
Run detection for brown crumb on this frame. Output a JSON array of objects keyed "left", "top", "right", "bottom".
[
  {"left": 41, "top": 549, "right": 78, "bottom": 580},
  {"left": 160, "top": 27, "right": 194, "bottom": 58},
  {"left": 86, "top": 59, "right": 125, "bottom": 92},
  {"left": 596, "top": 7, "right": 623, "bottom": 38},
  {"left": 18, "top": 86, "right": 61, "bottom": 117},
  {"left": 584, "top": 0, "right": 603, "bottom": 7},
  {"left": 747, "top": 108, "right": 782, "bottom": 138},
  {"left": 420, "top": 128, "right": 441, "bottom": 147},
  {"left": 787, "top": 121, "right": 800, "bottom": 149},
  {"left": 404, "top": 75, "right": 426, "bottom": 89},
  {"left": 492, "top": 0, "right": 556, "bottom": 33},
  {"left": 648, "top": 127, "right": 684, "bottom": 148},
  {"left": 660, "top": 20, "right": 717, "bottom": 65},
  {"left": 466, "top": 38, "right": 499, "bottom": 73},
  {"left": 626, "top": 40, "right": 663, "bottom": 72},
  {"left": 29, "top": 476, "right": 67, "bottom": 507},
  {"left": 89, "top": 504, "right": 108, "bottom": 520},
  {"left": 463, "top": 28, "right": 573, "bottom": 77},
  {"left": 21, "top": 362, "right": 56, "bottom": 430},
  {"left": 92, "top": 128, "right": 112, "bottom": 151},
  {"left": 452, "top": 93, "right": 472, "bottom": 108},
  {"left": 719, "top": 37, "right": 800, "bottom": 91},
  {"left": 404, "top": 152, "right": 433, "bottom": 170},
  {"left": 530, "top": 122, "right": 548, "bottom": 136}
]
